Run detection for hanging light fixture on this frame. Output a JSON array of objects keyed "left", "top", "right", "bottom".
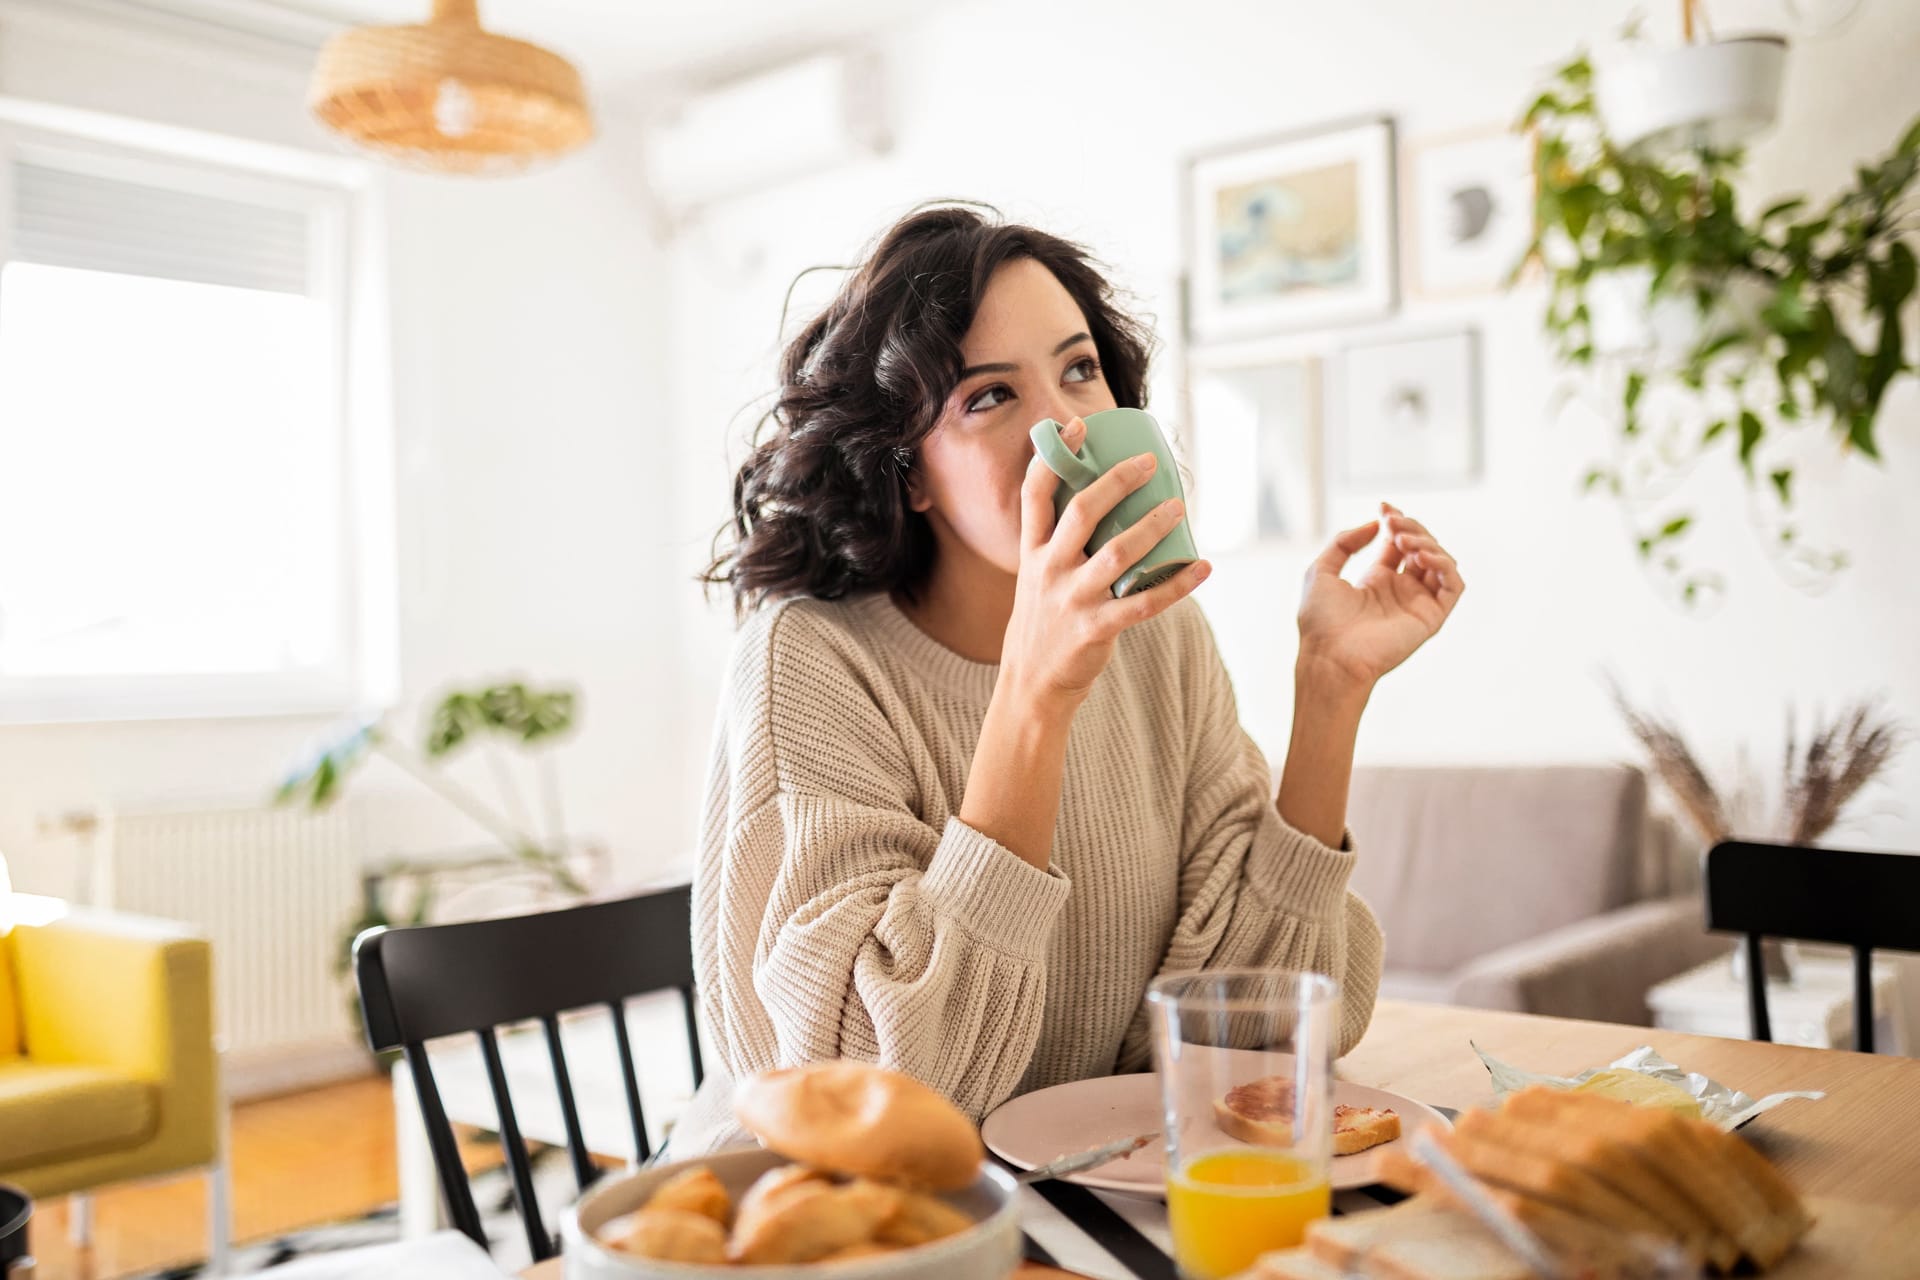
[{"left": 309, "top": 0, "right": 593, "bottom": 175}]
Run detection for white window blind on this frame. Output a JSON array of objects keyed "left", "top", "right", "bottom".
[
  {"left": 13, "top": 159, "right": 312, "bottom": 295},
  {"left": 0, "top": 118, "right": 392, "bottom": 724}
]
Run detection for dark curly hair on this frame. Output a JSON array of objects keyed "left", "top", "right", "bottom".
[{"left": 702, "top": 204, "right": 1157, "bottom": 615}]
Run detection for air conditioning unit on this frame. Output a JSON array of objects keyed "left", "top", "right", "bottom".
[{"left": 644, "top": 48, "right": 890, "bottom": 223}]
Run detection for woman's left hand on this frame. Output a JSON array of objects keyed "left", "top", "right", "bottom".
[{"left": 1296, "top": 501, "right": 1463, "bottom": 689}]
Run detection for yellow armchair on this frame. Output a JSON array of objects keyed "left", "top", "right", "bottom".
[{"left": 0, "top": 896, "right": 228, "bottom": 1266}]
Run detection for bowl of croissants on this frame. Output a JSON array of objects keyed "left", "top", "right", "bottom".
[{"left": 562, "top": 1061, "right": 1022, "bottom": 1278}]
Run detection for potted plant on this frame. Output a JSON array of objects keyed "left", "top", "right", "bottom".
[
  {"left": 1608, "top": 678, "right": 1905, "bottom": 982},
  {"left": 278, "top": 679, "right": 596, "bottom": 1054},
  {"left": 1521, "top": 37, "right": 1920, "bottom": 599}
]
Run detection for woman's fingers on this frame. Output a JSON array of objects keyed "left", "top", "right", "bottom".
[
  {"left": 1022, "top": 417, "right": 1093, "bottom": 553},
  {"left": 1020, "top": 450, "right": 1062, "bottom": 552},
  {"left": 1381, "top": 507, "right": 1464, "bottom": 602},
  {"left": 1383, "top": 507, "right": 1435, "bottom": 544},
  {"left": 1310, "top": 520, "right": 1382, "bottom": 579},
  {"left": 1051, "top": 449, "right": 1159, "bottom": 561},
  {"left": 1093, "top": 559, "right": 1212, "bottom": 636},
  {"left": 1393, "top": 533, "right": 1456, "bottom": 573},
  {"left": 1397, "top": 534, "right": 1465, "bottom": 605},
  {"left": 1081, "top": 497, "right": 1187, "bottom": 597}
]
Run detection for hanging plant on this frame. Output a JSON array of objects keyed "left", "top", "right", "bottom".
[{"left": 1520, "top": 45, "right": 1920, "bottom": 602}]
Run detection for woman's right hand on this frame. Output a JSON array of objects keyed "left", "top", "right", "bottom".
[{"left": 1000, "top": 416, "right": 1213, "bottom": 714}]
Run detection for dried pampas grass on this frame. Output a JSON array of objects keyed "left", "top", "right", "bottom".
[{"left": 1608, "top": 677, "right": 1905, "bottom": 847}]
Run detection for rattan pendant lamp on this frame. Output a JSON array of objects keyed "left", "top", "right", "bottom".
[{"left": 309, "top": 0, "right": 593, "bottom": 174}]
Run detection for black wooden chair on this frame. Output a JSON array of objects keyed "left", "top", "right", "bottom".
[
  {"left": 1703, "top": 840, "right": 1920, "bottom": 1052},
  {"left": 354, "top": 886, "right": 704, "bottom": 1262}
]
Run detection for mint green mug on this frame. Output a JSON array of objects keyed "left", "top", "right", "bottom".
[{"left": 1029, "top": 407, "right": 1199, "bottom": 598}]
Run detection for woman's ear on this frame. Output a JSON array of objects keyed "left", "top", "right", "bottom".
[{"left": 906, "top": 466, "right": 933, "bottom": 513}]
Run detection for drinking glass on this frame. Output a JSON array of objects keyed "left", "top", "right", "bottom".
[{"left": 1148, "top": 969, "right": 1337, "bottom": 1280}]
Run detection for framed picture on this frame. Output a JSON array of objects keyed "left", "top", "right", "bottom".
[
  {"left": 1405, "top": 128, "right": 1538, "bottom": 299},
  {"left": 1184, "top": 117, "right": 1398, "bottom": 343},
  {"left": 1334, "top": 330, "right": 1480, "bottom": 488},
  {"left": 1185, "top": 352, "right": 1323, "bottom": 549}
]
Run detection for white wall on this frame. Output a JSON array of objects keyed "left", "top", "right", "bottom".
[
  {"left": 0, "top": 5, "right": 686, "bottom": 894},
  {"left": 660, "top": 0, "right": 1920, "bottom": 865}
]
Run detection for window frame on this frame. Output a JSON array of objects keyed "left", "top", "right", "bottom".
[{"left": 0, "top": 97, "right": 397, "bottom": 724}]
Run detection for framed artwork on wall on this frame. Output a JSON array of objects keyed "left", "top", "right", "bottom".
[
  {"left": 1404, "top": 127, "right": 1538, "bottom": 299},
  {"left": 1185, "top": 350, "right": 1323, "bottom": 549},
  {"left": 1184, "top": 116, "right": 1398, "bottom": 343},
  {"left": 1334, "top": 329, "right": 1480, "bottom": 488}
]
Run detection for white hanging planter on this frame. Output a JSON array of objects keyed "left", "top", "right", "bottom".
[{"left": 1595, "top": 35, "right": 1789, "bottom": 154}]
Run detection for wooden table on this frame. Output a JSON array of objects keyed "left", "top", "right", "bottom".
[{"left": 527, "top": 998, "right": 1920, "bottom": 1278}]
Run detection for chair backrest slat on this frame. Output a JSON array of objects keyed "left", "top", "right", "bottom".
[
  {"left": 1740, "top": 933, "right": 1773, "bottom": 1042},
  {"left": 353, "top": 886, "right": 699, "bottom": 1257},
  {"left": 608, "top": 998, "right": 652, "bottom": 1163},
  {"left": 478, "top": 1026, "right": 551, "bottom": 1262},
  {"left": 1853, "top": 947, "right": 1876, "bottom": 1054},
  {"left": 1705, "top": 841, "right": 1920, "bottom": 1053},
  {"left": 403, "top": 1040, "right": 486, "bottom": 1246},
  {"left": 680, "top": 985, "right": 706, "bottom": 1089},
  {"left": 543, "top": 1013, "right": 600, "bottom": 1192}
]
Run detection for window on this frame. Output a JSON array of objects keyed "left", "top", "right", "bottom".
[{"left": 0, "top": 108, "right": 394, "bottom": 722}]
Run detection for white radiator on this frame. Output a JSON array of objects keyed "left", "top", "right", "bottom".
[{"left": 92, "top": 802, "right": 369, "bottom": 1095}]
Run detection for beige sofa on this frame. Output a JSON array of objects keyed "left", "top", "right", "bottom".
[{"left": 1345, "top": 765, "right": 1729, "bottom": 1026}]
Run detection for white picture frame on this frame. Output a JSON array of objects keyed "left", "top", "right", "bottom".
[
  {"left": 1184, "top": 117, "right": 1399, "bottom": 343},
  {"left": 1334, "top": 330, "right": 1480, "bottom": 488},
  {"left": 1185, "top": 351, "right": 1323, "bottom": 549},
  {"left": 1405, "top": 127, "right": 1538, "bottom": 299}
]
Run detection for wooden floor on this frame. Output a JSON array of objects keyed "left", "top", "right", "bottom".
[{"left": 30, "top": 1073, "right": 485, "bottom": 1280}]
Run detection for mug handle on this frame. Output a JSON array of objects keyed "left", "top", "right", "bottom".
[{"left": 1028, "top": 419, "right": 1102, "bottom": 491}]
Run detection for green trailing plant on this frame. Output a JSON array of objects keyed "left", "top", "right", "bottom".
[
  {"left": 277, "top": 679, "right": 587, "bottom": 895},
  {"left": 1522, "top": 50, "right": 1920, "bottom": 599}
]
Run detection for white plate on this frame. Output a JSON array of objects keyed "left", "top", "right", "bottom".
[{"left": 982, "top": 1068, "right": 1452, "bottom": 1197}]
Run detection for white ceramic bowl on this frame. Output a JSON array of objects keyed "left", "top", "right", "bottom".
[{"left": 562, "top": 1147, "right": 1022, "bottom": 1280}]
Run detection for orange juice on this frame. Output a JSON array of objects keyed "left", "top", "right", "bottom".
[{"left": 1166, "top": 1149, "right": 1331, "bottom": 1280}]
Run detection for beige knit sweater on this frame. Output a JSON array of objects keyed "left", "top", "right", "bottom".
[{"left": 673, "top": 592, "right": 1382, "bottom": 1155}]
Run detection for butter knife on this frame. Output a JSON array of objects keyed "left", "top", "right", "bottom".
[{"left": 1014, "top": 1131, "right": 1161, "bottom": 1185}]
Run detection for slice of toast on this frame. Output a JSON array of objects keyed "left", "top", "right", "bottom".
[
  {"left": 1215, "top": 1075, "right": 1403, "bottom": 1155},
  {"left": 1303, "top": 1198, "right": 1463, "bottom": 1267},
  {"left": 1246, "top": 1246, "right": 1353, "bottom": 1280},
  {"left": 1376, "top": 1151, "right": 1685, "bottom": 1278},
  {"left": 1432, "top": 1128, "right": 1681, "bottom": 1245},
  {"left": 1455, "top": 1097, "right": 1738, "bottom": 1270},
  {"left": 1304, "top": 1197, "right": 1535, "bottom": 1280},
  {"left": 1507, "top": 1085, "right": 1809, "bottom": 1269}
]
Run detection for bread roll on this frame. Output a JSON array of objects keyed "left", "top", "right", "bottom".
[
  {"left": 727, "top": 1180, "right": 902, "bottom": 1265},
  {"left": 735, "top": 1163, "right": 830, "bottom": 1232},
  {"left": 874, "top": 1189, "right": 975, "bottom": 1247},
  {"left": 644, "top": 1165, "right": 731, "bottom": 1225},
  {"left": 607, "top": 1207, "right": 728, "bottom": 1263},
  {"left": 735, "top": 1061, "right": 985, "bottom": 1191}
]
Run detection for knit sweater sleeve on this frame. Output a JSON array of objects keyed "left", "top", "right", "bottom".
[
  {"left": 1115, "top": 605, "right": 1383, "bottom": 1070},
  {"left": 699, "top": 603, "right": 1072, "bottom": 1123}
]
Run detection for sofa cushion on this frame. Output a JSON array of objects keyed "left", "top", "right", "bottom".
[
  {"left": 0, "top": 1061, "right": 156, "bottom": 1169},
  {"left": 1347, "top": 765, "right": 1648, "bottom": 974},
  {"left": 0, "top": 935, "right": 18, "bottom": 1058}
]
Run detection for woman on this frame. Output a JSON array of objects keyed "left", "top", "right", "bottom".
[{"left": 674, "top": 205, "right": 1463, "bottom": 1154}]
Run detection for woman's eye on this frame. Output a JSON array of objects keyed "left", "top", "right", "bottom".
[
  {"left": 965, "top": 383, "right": 1013, "bottom": 413},
  {"left": 1064, "top": 356, "right": 1102, "bottom": 384}
]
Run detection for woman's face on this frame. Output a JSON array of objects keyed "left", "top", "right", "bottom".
[{"left": 910, "top": 258, "right": 1119, "bottom": 578}]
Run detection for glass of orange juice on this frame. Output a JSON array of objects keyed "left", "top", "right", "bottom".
[{"left": 1147, "top": 969, "right": 1337, "bottom": 1280}]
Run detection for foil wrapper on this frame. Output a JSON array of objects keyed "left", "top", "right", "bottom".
[{"left": 1474, "top": 1042, "right": 1825, "bottom": 1130}]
